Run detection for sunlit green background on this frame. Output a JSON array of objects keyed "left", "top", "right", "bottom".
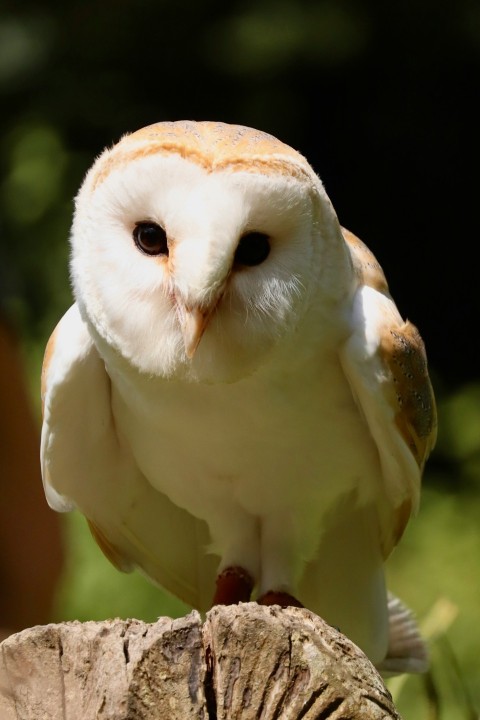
[{"left": 1, "top": 2, "right": 479, "bottom": 718}]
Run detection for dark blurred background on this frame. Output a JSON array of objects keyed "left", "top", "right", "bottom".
[{"left": 0, "top": 2, "right": 479, "bottom": 716}]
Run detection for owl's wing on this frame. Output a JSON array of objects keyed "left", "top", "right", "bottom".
[
  {"left": 41, "top": 303, "right": 106, "bottom": 514},
  {"left": 339, "top": 228, "right": 437, "bottom": 557},
  {"left": 299, "top": 229, "right": 435, "bottom": 670},
  {"left": 41, "top": 303, "right": 218, "bottom": 610}
]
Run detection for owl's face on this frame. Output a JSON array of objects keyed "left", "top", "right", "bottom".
[{"left": 70, "top": 122, "right": 345, "bottom": 383}]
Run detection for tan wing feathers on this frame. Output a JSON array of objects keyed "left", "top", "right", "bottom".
[
  {"left": 341, "top": 227, "right": 389, "bottom": 295},
  {"left": 380, "top": 321, "right": 437, "bottom": 472}
]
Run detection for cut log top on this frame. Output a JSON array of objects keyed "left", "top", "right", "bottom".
[{"left": 0, "top": 603, "right": 401, "bottom": 719}]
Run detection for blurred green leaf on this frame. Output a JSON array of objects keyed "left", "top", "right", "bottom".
[
  {"left": 2, "top": 124, "right": 68, "bottom": 225},
  {"left": 437, "top": 383, "right": 480, "bottom": 461},
  {"left": 0, "top": 14, "right": 54, "bottom": 88},
  {"left": 206, "top": 1, "right": 370, "bottom": 74}
]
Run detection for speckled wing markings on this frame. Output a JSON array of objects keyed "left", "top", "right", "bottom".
[
  {"left": 88, "top": 120, "right": 317, "bottom": 190},
  {"left": 340, "top": 228, "right": 437, "bottom": 556},
  {"left": 379, "top": 323, "right": 436, "bottom": 471}
]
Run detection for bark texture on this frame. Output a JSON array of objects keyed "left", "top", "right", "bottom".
[{"left": 0, "top": 603, "right": 401, "bottom": 719}]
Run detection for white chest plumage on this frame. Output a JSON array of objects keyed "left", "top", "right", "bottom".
[{"left": 109, "top": 334, "right": 380, "bottom": 531}]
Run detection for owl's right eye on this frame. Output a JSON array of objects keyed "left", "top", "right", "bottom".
[{"left": 133, "top": 222, "right": 169, "bottom": 256}]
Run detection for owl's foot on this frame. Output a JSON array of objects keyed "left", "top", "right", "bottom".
[
  {"left": 257, "top": 591, "right": 304, "bottom": 608},
  {"left": 212, "top": 566, "right": 254, "bottom": 606}
]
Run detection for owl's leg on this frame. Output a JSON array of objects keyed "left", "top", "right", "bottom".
[
  {"left": 256, "top": 512, "right": 312, "bottom": 608},
  {"left": 209, "top": 513, "right": 260, "bottom": 606}
]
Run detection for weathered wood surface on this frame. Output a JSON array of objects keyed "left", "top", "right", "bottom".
[{"left": 0, "top": 603, "right": 401, "bottom": 719}]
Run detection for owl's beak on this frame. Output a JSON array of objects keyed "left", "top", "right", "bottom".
[
  {"left": 177, "top": 282, "right": 226, "bottom": 359},
  {"left": 181, "top": 305, "right": 212, "bottom": 359}
]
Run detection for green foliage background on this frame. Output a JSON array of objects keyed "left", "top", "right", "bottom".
[{"left": 1, "top": 1, "right": 479, "bottom": 717}]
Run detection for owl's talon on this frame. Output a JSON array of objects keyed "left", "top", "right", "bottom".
[
  {"left": 257, "top": 591, "right": 304, "bottom": 608},
  {"left": 212, "top": 566, "right": 254, "bottom": 606}
]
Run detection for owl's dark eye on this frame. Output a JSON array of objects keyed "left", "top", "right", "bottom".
[
  {"left": 133, "top": 222, "right": 169, "bottom": 256},
  {"left": 234, "top": 232, "right": 271, "bottom": 268}
]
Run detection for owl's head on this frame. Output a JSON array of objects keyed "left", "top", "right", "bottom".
[{"left": 70, "top": 121, "right": 349, "bottom": 382}]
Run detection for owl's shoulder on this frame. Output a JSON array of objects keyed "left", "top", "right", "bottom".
[
  {"left": 41, "top": 304, "right": 92, "bottom": 411},
  {"left": 341, "top": 227, "right": 389, "bottom": 296}
]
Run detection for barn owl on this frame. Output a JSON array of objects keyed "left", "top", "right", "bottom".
[{"left": 40, "top": 120, "right": 436, "bottom": 673}]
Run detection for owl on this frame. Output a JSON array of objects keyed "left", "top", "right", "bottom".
[{"left": 41, "top": 121, "right": 436, "bottom": 673}]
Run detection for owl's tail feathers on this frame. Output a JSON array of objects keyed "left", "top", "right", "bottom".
[{"left": 377, "top": 593, "right": 428, "bottom": 675}]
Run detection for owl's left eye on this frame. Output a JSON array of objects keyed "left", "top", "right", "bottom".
[
  {"left": 133, "top": 222, "right": 169, "bottom": 256},
  {"left": 234, "top": 231, "right": 271, "bottom": 268}
]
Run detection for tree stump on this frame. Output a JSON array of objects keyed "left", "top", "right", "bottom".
[{"left": 0, "top": 603, "right": 401, "bottom": 719}]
